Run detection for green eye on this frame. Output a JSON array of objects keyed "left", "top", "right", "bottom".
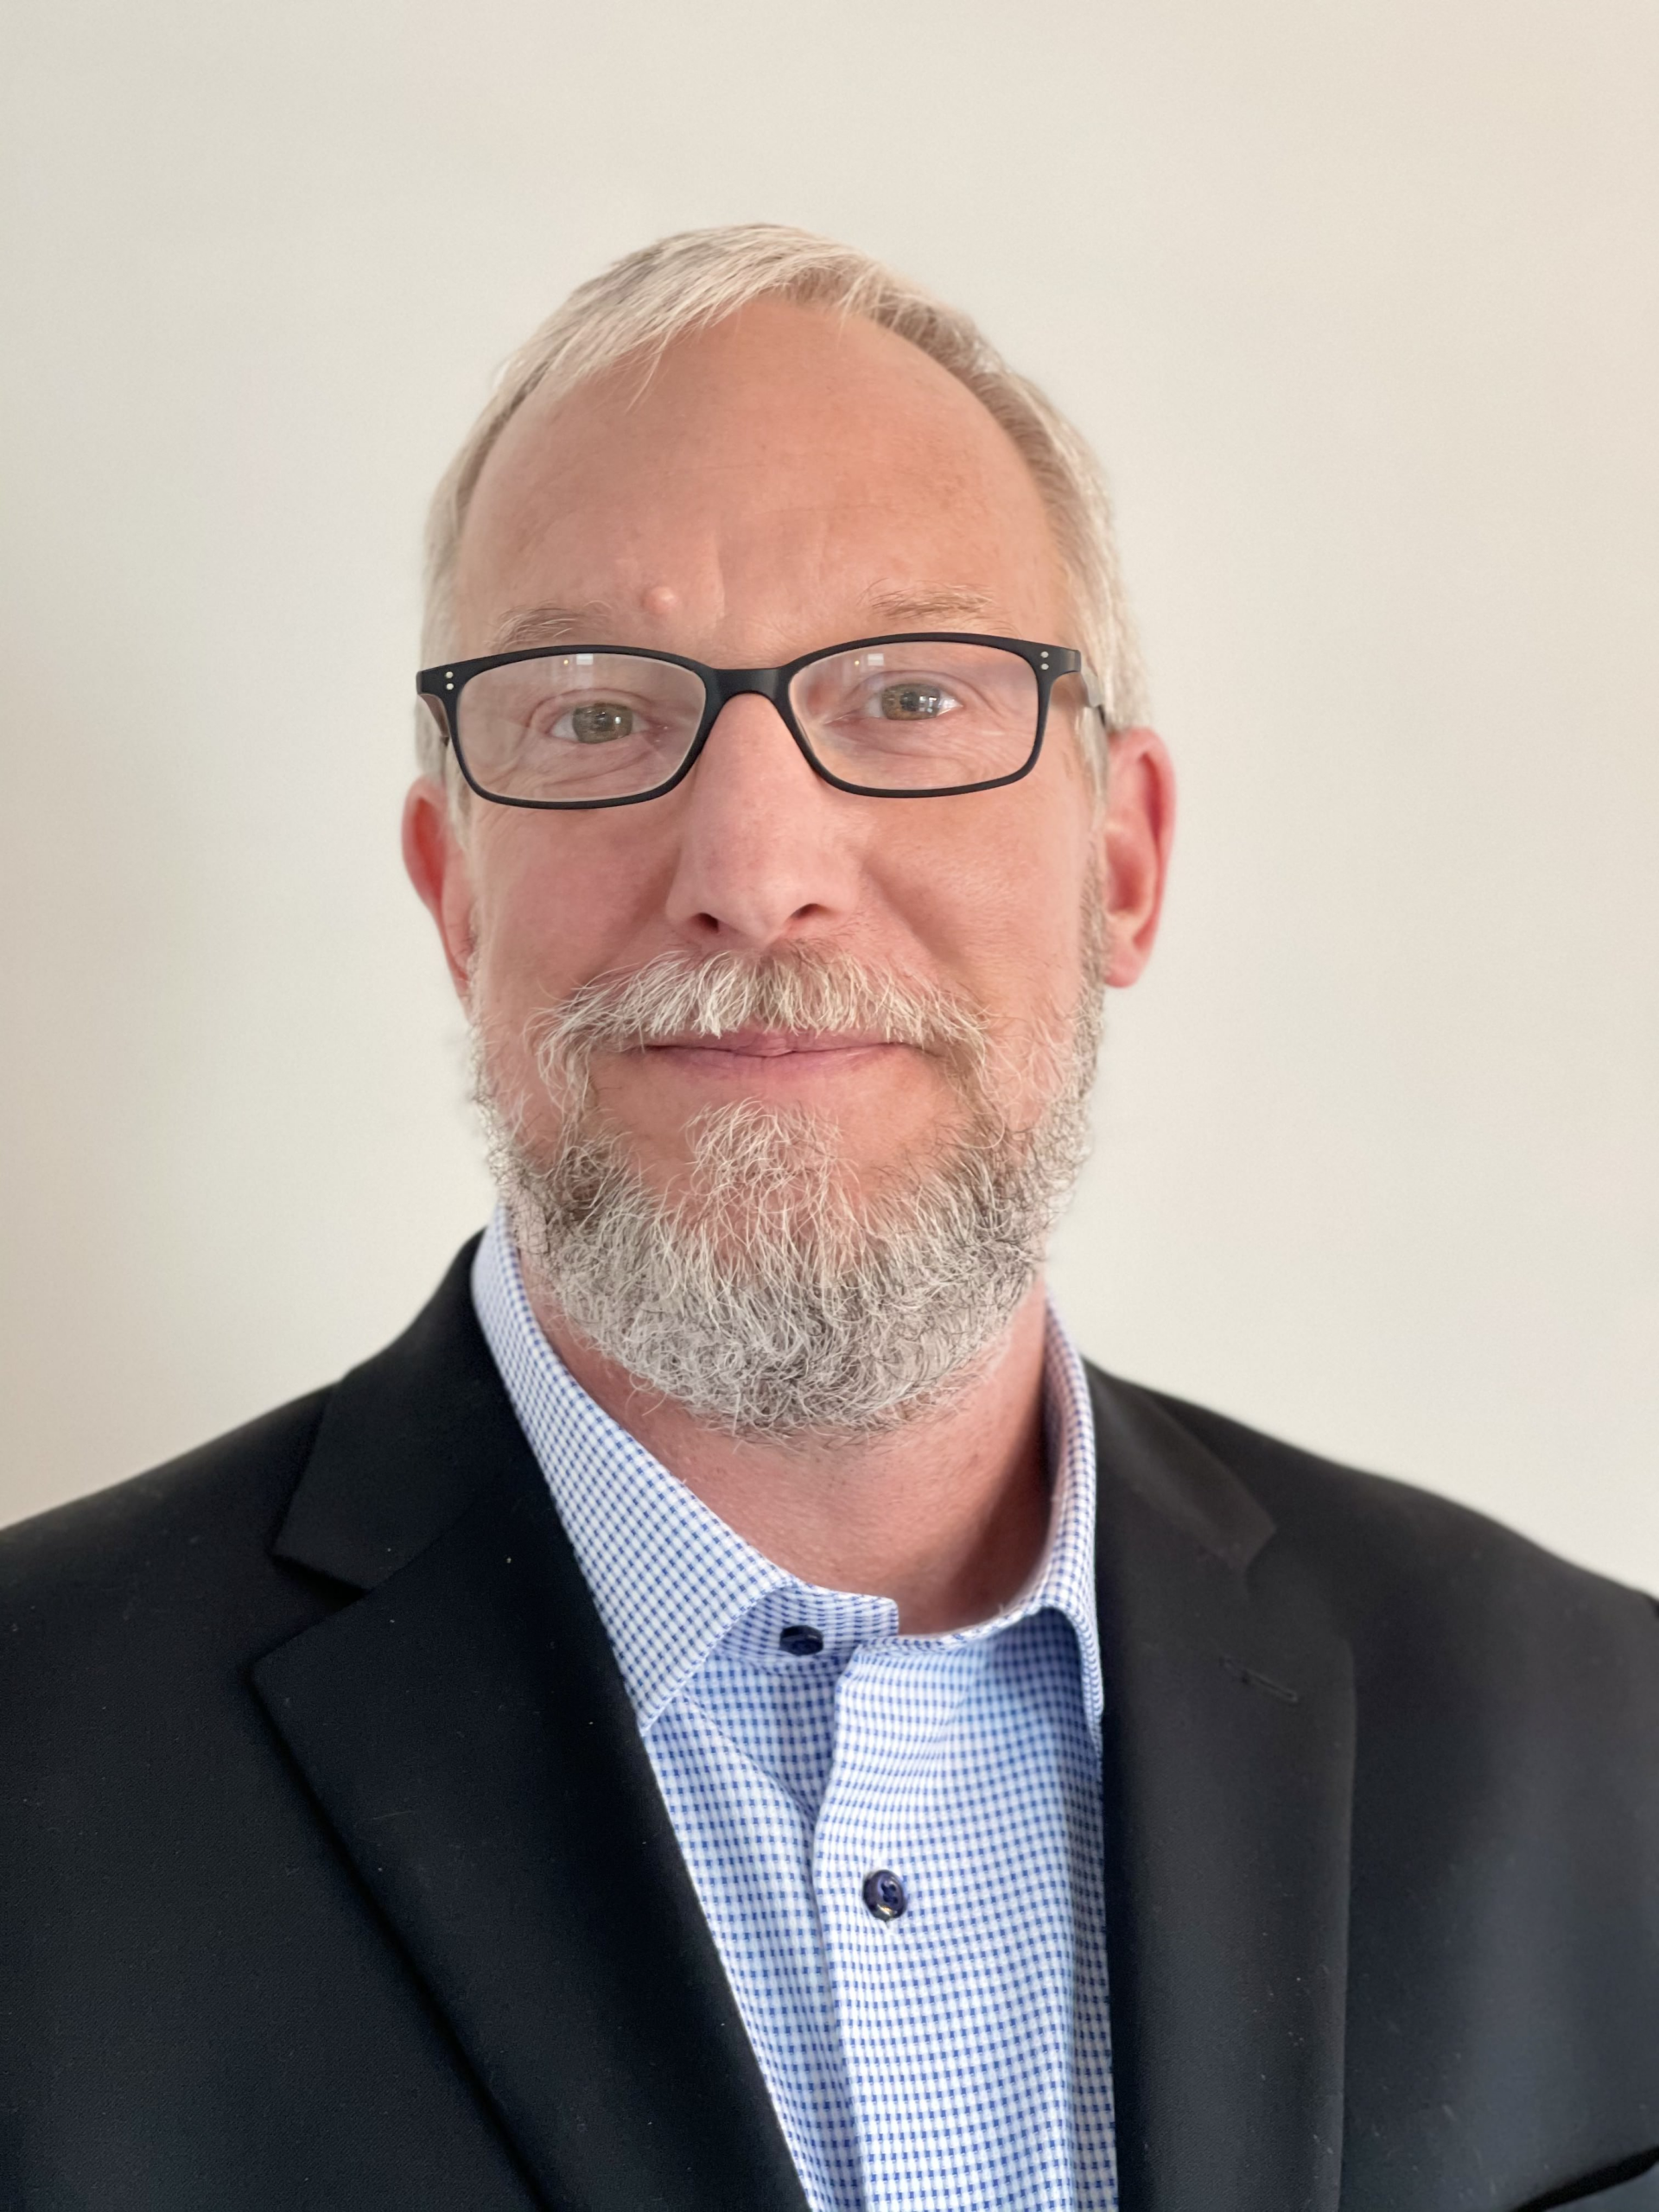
[
  {"left": 880, "top": 682, "right": 949, "bottom": 721},
  {"left": 569, "top": 702, "right": 635, "bottom": 744}
]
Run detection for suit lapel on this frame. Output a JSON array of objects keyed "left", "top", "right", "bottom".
[
  {"left": 1090, "top": 1369, "right": 1356, "bottom": 2212},
  {"left": 252, "top": 1249, "right": 810, "bottom": 2212}
]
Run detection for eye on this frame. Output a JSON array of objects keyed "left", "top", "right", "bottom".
[
  {"left": 878, "top": 680, "right": 956, "bottom": 721},
  {"left": 564, "top": 700, "right": 636, "bottom": 744}
]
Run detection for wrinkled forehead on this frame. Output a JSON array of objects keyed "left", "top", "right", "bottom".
[{"left": 453, "top": 300, "right": 1070, "bottom": 655}]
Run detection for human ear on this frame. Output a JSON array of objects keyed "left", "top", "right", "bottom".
[
  {"left": 1096, "top": 727, "right": 1176, "bottom": 988},
  {"left": 401, "top": 778, "right": 477, "bottom": 999}
]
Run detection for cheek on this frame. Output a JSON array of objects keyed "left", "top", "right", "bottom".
[
  {"left": 885, "top": 784, "right": 1095, "bottom": 1021},
  {"left": 469, "top": 817, "right": 664, "bottom": 1014}
]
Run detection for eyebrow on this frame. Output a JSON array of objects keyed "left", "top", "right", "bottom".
[
  {"left": 485, "top": 603, "right": 619, "bottom": 652},
  {"left": 859, "top": 584, "right": 1001, "bottom": 629}
]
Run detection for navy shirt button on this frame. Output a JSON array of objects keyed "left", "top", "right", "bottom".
[
  {"left": 779, "top": 1624, "right": 823, "bottom": 1657},
  {"left": 861, "top": 1869, "right": 907, "bottom": 1922}
]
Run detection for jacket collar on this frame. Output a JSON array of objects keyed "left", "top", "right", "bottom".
[
  {"left": 256, "top": 1241, "right": 812, "bottom": 2212},
  {"left": 1089, "top": 1367, "right": 1355, "bottom": 2212}
]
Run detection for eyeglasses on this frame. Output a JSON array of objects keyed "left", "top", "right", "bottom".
[{"left": 416, "top": 633, "right": 1099, "bottom": 809}]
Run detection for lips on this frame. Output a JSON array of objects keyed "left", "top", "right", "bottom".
[{"left": 645, "top": 1030, "right": 892, "bottom": 1058}]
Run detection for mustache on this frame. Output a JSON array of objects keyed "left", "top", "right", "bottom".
[{"left": 531, "top": 946, "right": 991, "bottom": 1090}]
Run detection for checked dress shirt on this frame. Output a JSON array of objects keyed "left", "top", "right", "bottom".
[{"left": 474, "top": 1211, "right": 1117, "bottom": 2211}]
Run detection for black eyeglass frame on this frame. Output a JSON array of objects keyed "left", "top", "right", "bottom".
[{"left": 416, "top": 632, "right": 1100, "bottom": 809}]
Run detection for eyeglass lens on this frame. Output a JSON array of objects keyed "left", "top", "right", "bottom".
[{"left": 451, "top": 641, "right": 1042, "bottom": 803}]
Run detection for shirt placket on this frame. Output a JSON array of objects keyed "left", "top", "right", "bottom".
[{"left": 811, "top": 1639, "right": 980, "bottom": 2209}]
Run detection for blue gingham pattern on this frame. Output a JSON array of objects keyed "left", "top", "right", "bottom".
[{"left": 474, "top": 1211, "right": 1116, "bottom": 2211}]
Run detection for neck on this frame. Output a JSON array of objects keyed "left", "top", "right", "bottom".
[{"left": 531, "top": 1281, "right": 1053, "bottom": 1636}]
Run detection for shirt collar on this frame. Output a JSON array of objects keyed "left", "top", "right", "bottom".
[{"left": 472, "top": 1206, "right": 1103, "bottom": 1738}]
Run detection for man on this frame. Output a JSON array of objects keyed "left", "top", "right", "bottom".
[{"left": 2, "top": 226, "right": 1656, "bottom": 2212}]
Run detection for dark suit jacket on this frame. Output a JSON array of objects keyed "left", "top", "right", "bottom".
[{"left": 3, "top": 1240, "right": 1656, "bottom": 2211}]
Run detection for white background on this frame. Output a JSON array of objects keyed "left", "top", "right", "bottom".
[{"left": 2, "top": 0, "right": 1655, "bottom": 1586}]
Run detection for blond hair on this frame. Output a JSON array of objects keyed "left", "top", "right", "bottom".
[{"left": 418, "top": 224, "right": 1145, "bottom": 780}]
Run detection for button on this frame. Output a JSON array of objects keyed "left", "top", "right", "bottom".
[
  {"left": 861, "top": 1869, "right": 907, "bottom": 1921},
  {"left": 779, "top": 1624, "right": 823, "bottom": 1657}
]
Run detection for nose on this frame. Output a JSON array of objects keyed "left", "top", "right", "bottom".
[{"left": 661, "top": 692, "right": 863, "bottom": 952}]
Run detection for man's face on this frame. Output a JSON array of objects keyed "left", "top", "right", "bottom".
[{"left": 410, "top": 299, "right": 1167, "bottom": 1224}]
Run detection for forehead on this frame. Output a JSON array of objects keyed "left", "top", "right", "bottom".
[{"left": 454, "top": 299, "right": 1067, "bottom": 653}]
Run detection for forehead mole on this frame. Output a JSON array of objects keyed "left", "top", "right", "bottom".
[{"left": 642, "top": 583, "right": 680, "bottom": 619}]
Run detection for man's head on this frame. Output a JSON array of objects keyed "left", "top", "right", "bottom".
[{"left": 404, "top": 226, "right": 1173, "bottom": 1440}]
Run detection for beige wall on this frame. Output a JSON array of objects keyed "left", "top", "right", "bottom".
[{"left": 2, "top": 0, "right": 1655, "bottom": 1586}]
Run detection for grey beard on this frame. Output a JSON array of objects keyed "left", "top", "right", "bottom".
[{"left": 476, "top": 944, "right": 1102, "bottom": 1443}]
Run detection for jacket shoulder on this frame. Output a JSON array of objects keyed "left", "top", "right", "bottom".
[
  {"left": 1, "top": 1389, "right": 331, "bottom": 1588},
  {"left": 1122, "top": 1375, "right": 1659, "bottom": 1705},
  {"left": 1135, "top": 1376, "right": 1649, "bottom": 1580},
  {"left": 0, "top": 1391, "right": 336, "bottom": 1709}
]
